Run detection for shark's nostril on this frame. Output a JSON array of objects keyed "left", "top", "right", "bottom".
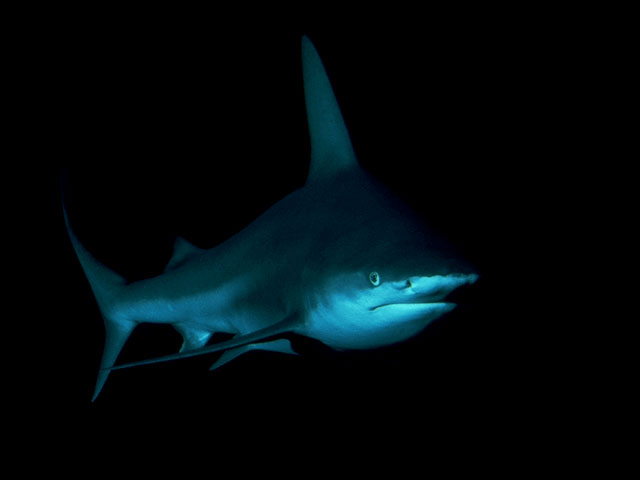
[{"left": 407, "top": 279, "right": 413, "bottom": 288}]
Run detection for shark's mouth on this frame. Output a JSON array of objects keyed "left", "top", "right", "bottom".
[
  {"left": 370, "top": 273, "right": 478, "bottom": 312},
  {"left": 370, "top": 301, "right": 455, "bottom": 313}
]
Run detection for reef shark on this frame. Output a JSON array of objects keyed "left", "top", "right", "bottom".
[{"left": 64, "top": 36, "right": 478, "bottom": 401}]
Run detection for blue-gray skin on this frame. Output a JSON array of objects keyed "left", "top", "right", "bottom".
[{"left": 64, "top": 36, "right": 478, "bottom": 402}]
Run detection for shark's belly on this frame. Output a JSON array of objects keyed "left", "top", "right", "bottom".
[{"left": 117, "top": 273, "right": 286, "bottom": 336}]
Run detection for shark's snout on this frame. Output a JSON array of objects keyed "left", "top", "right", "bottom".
[
  {"left": 405, "top": 273, "right": 478, "bottom": 301},
  {"left": 435, "top": 273, "right": 479, "bottom": 305}
]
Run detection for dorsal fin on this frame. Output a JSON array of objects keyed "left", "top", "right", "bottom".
[
  {"left": 302, "top": 36, "right": 358, "bottom": 183},
  {"left": 165, "top": 236, "right": 203, "bottom": 271}
]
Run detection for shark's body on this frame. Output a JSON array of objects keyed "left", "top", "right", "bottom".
[{"left": 64, "top": 37, "right": 478, "bottom": 401}]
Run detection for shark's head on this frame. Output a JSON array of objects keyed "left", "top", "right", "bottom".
[
  {"left": 298, "top": 169, "right": 479, "bottom": 351},
  {"left": 303, "top": 251, "right": 478, "bottom": 351},
  {"left": 307, "top": 216, "right": 478, "bottom": 349}
]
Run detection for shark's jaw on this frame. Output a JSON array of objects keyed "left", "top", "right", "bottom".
[{"left": 303, "top": 273, "right": 479, "bottom": 350}]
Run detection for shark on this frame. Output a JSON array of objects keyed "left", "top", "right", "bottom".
[{"left": 64, "top": 36, "right": 479, "bottom": 401}]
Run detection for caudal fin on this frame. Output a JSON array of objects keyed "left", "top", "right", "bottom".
[{"left": 62, "top": 199, "right": 136, "bottom": 401}]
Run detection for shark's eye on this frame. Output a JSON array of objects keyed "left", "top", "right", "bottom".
[{"left": 369, "top": 271, "right": 381, "bottom": 287}]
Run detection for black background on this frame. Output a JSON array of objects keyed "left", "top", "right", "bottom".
[{"left": 9, "top": 10, "right": 582, "bottom": 456}]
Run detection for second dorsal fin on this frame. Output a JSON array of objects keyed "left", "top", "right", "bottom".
[{"left": 165, "top": 236, "right": 203, "bottom": 271}]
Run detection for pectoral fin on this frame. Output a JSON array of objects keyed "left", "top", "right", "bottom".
[
  {"left": 105, "top": 313, "right": 303, "bottom": 372},
  {"left": 209, "top": 339, "right": 298, "bottom": 371}
]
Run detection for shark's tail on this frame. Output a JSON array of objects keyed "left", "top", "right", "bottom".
[{"left": 62, "top": 196, "right": 136, "bottom": 402}]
